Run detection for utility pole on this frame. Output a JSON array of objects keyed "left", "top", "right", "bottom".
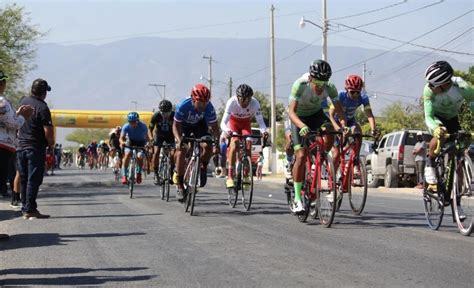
[
  {"left": 228, "top": 77, "right": 233, "bottom": 98},
  {"left": 131, "top": 101, "right": 138, "bottom": 111},
  {"left": 203, "top": 55, "right": 213, "bottom": 95},
  {"left": 148, "top": 83, "right": 166, "bottom": 100},
  {"left": 270, "top": 4, "right": 277, "bottom": 175},
  {"left": 322, "top": 0, "right": 328, "bottom": 61}
]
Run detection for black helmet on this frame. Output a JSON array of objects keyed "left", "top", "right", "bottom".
[
  {"left": 309, "top": 59, "right": 332, "bottom": 81},
  {"left": 236, "top": 84, "right": 254, "bottom": 99},
  {"left": 425, "top": 61, "right": 453, "bottom": 87},
  {"left": 31, "top": 78, "right": 51, "bottom": 96},
  {"left": 159, "top": 99, "right": 172, "bottom": 113}
]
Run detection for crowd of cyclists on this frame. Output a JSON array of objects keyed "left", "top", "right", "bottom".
[{"left": 64, "top": 59, "right": 473, "bottom": 229}]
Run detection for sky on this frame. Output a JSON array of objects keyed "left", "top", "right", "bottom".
[{"left": 2, "top": 0, "right": 473, "bottom": 63}]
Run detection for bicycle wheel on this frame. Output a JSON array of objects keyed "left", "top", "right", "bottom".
[
  {"left": 164, "top": 157, "right": 171, "bottom": 202},
  {"left": 317, "top": 154, "right": 337, "bottom": 227},
  {"left": 453, "top": 158, "right": 473, "bottom": 236},
  {"left": 188, "top": 158, "right": 200, "bottom": 216},
  {"left": 159, "top": 160, "right": 166, "bottom": 200},
  {"left": 348, "top": 160, "right": 368, "bottom": 215},
  {"left": 297, "top": 159, "right": 312, "bottom": 222},
  {"left": 335, "top": 166, "right": 343, "bottom": 212},
  {"left": 423, "top": 185, "right": 444, "bottom": 230},
  {"left": 129, "top": 159, "right": 136, "bottom": 199},
  {"left": 241, "top": 156, "right": 254, "bottom": 211},
  {"left": 184, "top": 159, "right": 194, "bottom": 212}
]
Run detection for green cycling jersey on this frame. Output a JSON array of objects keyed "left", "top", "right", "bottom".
[
  {"left": 289, "top": 74, "right": 338, "bottom": 117},
  {"left": 423, "top": 77, "right": 474, "bottom": 131}
]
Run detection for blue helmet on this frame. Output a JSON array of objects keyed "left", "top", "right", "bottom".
[{"left": 127, "top": 111, "right": 139, "bottom": 122}]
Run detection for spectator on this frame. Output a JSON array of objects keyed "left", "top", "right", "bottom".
[
  {"left": 413, "top": 131, "right": 426, "bottom": 189},
  {"left": 17, "top": 78, "right": 54, "bottom": 219},
  {"left": 0, "top": 70, "right": 33, "bottom": 240},
  {"left": 256, "top": 151, "right": 264, "bottom": 180},
  {"left": 55, "top": 143, "right": 62, "bottom": 169}
]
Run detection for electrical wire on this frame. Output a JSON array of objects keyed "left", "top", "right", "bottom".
[{"left": 330, "top": 0, "right": 409, "bottom": 21}]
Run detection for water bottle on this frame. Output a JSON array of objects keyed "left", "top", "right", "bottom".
[{"left": 424, "top": 166, "right": 437, "bottom": 185}]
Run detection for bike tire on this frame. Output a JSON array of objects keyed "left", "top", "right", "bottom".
[
  {"left": 349, "top": 160, "right": 368, "bottom": 215},
  {"left": 184, "top": 159, "right": 194, "bottom": 212},
  {"left": 241, "top": 156, "right": 254, "bottom": 211},
  {"left": 165, "top": 158, "right": 171, "bottom": 202},
  {"left": 189, "top": 157, "right": 200, "bottom": 216},
  {"left": 159, "top": 160, "right": 165, "bottom": 200},
  {"left": 453, "top": 157, "right": 473, "bottom": 236},
  {"left": 129, "top": 160, "right": 136, "bottom": 199},
  {"left": 335, "top": 166, "right": 343, "bottom": 212},
  {"left": 317, "top": 154, "right": 337, "bottom": 227},
  {"left": 423, "top": 184, "right": 444, "bottom": 230}
]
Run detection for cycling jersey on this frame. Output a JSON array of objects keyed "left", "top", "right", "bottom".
[
  {"left": 121, "top": 121, "right": 148, "bottom": 142},
  {"left": 149, "top": 111, "right": 174, "bottom": 135},
  {"left": 87, "top": 143, "right": 97, "bottom": 154},
  {"left": 423, "top": 77, "right": 474, "bottom": 131},
  {"left": 78, "top": 147, "right": 87, "bottom": 155},
  {"left": 220, "top": 96, "right": 267, "bottom": 134},
  {"left": 109, "top": 132, "right": 120, "bottom": 149},
  {"left": 174, "top": 97, "right": 217, "bottom": 126},
  {"left": 289, "top": 73, "right": 338, "bottom": 117},
  {"left": 331, "top": 90, "right": 371, "bottom": 122}
]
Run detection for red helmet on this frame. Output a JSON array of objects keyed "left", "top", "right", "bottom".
[
  {"left": 191, "top": 84, "right": 211, "bottom": 102},
  {"left": 345, "top": 75, "right": 364, "bottom": 91}
]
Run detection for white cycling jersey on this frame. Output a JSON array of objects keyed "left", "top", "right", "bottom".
[{"left": 220, "top": 96, "right": 267, "bottom": 133}]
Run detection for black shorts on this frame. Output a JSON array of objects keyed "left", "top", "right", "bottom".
[
  {"left": 154, "top": 133, "right": 175, "bottom": 147},
  {"left": 434, "top": 114, "right": 461, "bottom": 134},
  {"left": 290, "top": 110, "right": 331, "bottom": 149},
  {"left": 182, "top": 120, "right": 210, "bottom": 139}
]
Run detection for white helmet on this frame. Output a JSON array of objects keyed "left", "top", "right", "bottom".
[
  {"left": 80, "top": 144, "right": 84, "bottom": 148},
  {"left": 100, "top": 140, "right": 105, "bottom": 145}
]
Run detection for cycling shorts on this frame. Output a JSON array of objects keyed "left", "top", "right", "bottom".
[
  {"left": 228, "top": 115, "right": 252, "bottom": 136},
  {"left": 432, "top": 114, "right": 461, "bottom": 134},
  {"left": 124, "top": 140, "right": 147, "bottom": 156},
  {"left": 154, "top": 133, "right": 176, "bottom": 148},
  {"left": 290, "top": 109, "right": 331, "bottom": 150},
  {"left": 182, "top": 120, "right": 210, "bottom": 139}
]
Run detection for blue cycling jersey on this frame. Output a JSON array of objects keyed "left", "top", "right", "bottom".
[
  {"left": 121, "top": 121, "right": 148, "bottom": 142},
  {"left": 335, "top": 90, "right": 371, "bottom": 120},
  {"left": 174, "top": 97, "right": 217, "bottom": 125}
]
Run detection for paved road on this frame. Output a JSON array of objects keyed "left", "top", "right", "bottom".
[{"left": 1, "top": 168, "right": 472, "bottom": 287}]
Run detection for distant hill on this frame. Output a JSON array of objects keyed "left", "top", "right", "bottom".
[{"left": 25, "top": 37, "right": 471, "bottom": 144}]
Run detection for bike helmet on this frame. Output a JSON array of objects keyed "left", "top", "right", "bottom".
[
  {"left": 191, "top": 84, "right": 211, "bottom": 102},
  {"left": 236, "top": 84, "right": 254, "bottom": 99},
  {"left": 425, "top": 61, "right": 453, "bottom": 87},
  {"left": 127, "top": 111, "right": 139, "bottom": 122},
  {"left": 115, "top": 126, "right": 121, "bottom": 131},
  {"left": 309, "top": 59, "right": 332, "bottom": 81},
  {"left": 80, "top": 144, "right": 84, "bottom": 148},
  {"left": 159, "top": 99, "right": 172, "bottom": 113},
  {"left": 345, "top": 75, "right": 364, "bottom": 91},
  {"left": 100, "top": 140, "right": 105, "bottom": 145}
]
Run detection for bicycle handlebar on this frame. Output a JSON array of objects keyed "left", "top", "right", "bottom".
[{"left": 434, "top": 131, "right": 473, "bottom": 155}]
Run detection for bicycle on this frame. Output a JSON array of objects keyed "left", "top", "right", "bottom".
[
  {"left": 422, "top": 131, "right": 473, "bottom": 236},
  {"left": 124, "top": 146, "right": 147, "bottom": 199},
  {"left": 182, "top": 135, "right": 215, "bottom": 216},
  {"left": 334, "top": 132, "right": 379, "bottom": 215},
  {"left": 157, "top": 143, "right": 174, "bottom": 202},
  {"left": 286, "top": 129, "right": 339, "bottom": 227},
  {"left": 226, "top": 134, "right": 265, "bottom": 211},
  {"left": 111, "top": 150, "right": 121, "bottom": 182}
]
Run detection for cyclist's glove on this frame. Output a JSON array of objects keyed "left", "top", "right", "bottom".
[
  {"left": 434, "top": 126, "right": 446, "bottom": 139},
  {"left": 371, "top": 128, "right": 381, "bottom": 139},
  {"left": 299, "top": 126, "right": 309, "bottom": 137}
]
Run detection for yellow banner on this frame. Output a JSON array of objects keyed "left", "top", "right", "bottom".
[{"left": 51, "top": 110, "right": 153, "bottom": 128}]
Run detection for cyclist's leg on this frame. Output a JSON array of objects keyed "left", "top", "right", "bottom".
[
  {"left": 153, "top": 134, "right": 163, "bottom": 174},
  {"left": 122, "top": 149, "right": 132, "bottom": 178},
  {"left": 291, "top": 122, "right": 307, "bottom": 203}
]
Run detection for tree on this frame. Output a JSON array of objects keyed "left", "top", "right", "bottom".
[
  {"left": 454, "top": 67, "right": 473, "bottom": 132},
  {"left": 66, "top": 128, "right": 111, "bottom": 146},
  {"left": 0, "top": 4, "right": 43, "bottom": 106}
]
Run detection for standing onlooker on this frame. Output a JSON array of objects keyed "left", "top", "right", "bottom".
[
  {"left": 17, "top": 78, "right": 54, "bottom": 219},
  {"left": 0, "top": 70, "right": 33, "bottom": 239},
  {"left": 413, "top": 131, "right": 426, "bottom": 189},
  {"left": 256, "top": 151, "right": 264, "bottom": 181}
]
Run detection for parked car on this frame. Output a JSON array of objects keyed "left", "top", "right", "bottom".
[{"left": 366, "top": 129, "right": 432, "bottom": 188}]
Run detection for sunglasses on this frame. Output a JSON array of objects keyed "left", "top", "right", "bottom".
[
  {"left": 348, "top": 90, "right": 361, "bottom": 96},
  {"left": 311, "top": 79, "right": 328, "bottom": 87},
  {"left": 237, "top": 96, "right": 251, "bottom": 103},
  {"left": 428, "top": 81, "right": 452, "bottom": 90}
]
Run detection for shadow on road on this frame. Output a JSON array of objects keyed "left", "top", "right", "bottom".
[
  {"left": 40, "top": 202, "right": 123, "bottom": 207},
  {"left": 1, "top": 274, "right": 155, "bottom": 286},
  {"left": 61, "top": 232, "right": 146, "bottom": 238},
  {"left": 53, "top": 213, "right": 162, "bottom": 219}
]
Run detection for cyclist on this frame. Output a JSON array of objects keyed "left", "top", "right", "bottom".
[
  {"left": 173, "top": 84, "right": 220, "bottom": 202},
  {"left": 87, "top": 140, "right": 98, "bottom": 169},
  {"left": 77, "top": 144, "right": 87, "bottom": 166},
  {"left": 149, "top": 99, "right": 175, "bottom": 185},
  {"left": 423, "top": 61, "right": 474, "bottom": 192},
  {"left": 288, "top": 60, "right": 347, "bottom": 213},
  {"left": 97, "top": 140, "right": 110, "bottom": 169},
  {"left": 328, "top": 74, "right": 379, "bottom": 173},
  {"left": 120, "top": 112, "right": 151, "bottom": 185},
  {"left": 109, "top": 126, "right": 122, "bottom": 169},
  {"left": 220, "top": 84, "right": 268, "bottom": 189}
]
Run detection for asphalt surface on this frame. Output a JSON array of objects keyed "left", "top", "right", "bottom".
[{"left": 0, "top": 168, "right": 473, "bottom": 287}]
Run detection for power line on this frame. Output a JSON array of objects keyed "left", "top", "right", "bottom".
[
  {"left": 331, "top": 1, "right": 444, "bottom": 32},
  {"left": 52, "top": 9, "right": 321, "bottom": 45},
  {"left": 368, "top": 90, "right": 417, "bottom": 99},
  {"left": 330, "top": 0, "right": 409, "bottom": 21},
  {"left": 332, "top": 10, "right": 473, "bottom": 56},
  {"left": 333, "top": 10, "right": 474, "bottom": 73}
]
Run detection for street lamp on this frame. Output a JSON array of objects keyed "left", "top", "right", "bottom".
[
  {"left": 299, "top": 1, "right": 328, "bottom": 61},
  {"left": 148, "top": 83, "right": 166, "bottom": 100}
]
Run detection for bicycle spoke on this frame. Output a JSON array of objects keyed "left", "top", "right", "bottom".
[
  {"left": 348, "top": 161, "right": 368, "bottom": 215},
  {"left": 453, "top": 160, "right": 473, "bottom": 236},
  {"left": 317, "top": 155, "right": 337, "bottom": 227}
]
